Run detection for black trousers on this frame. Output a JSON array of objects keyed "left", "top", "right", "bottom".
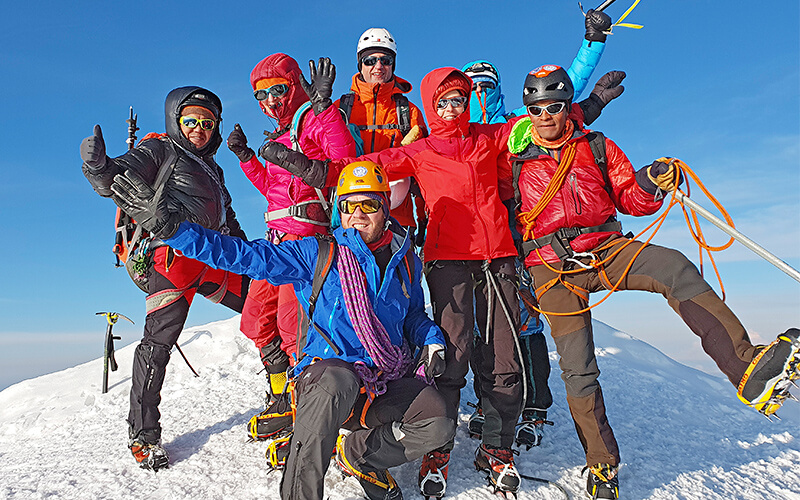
[
  {"left": 280, "top": 358, "right": 454, "bottom": 500},
  {"left": 427, "top": 258, "right": 523, "bottom": 449},
  {"left": 127, "top": 248, "right": 248, "bottom": 443}
]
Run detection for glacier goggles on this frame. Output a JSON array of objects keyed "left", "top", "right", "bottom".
[
  {"left": 436, "top": 96, "right": 468, "bottom": 110},
  {"left": 472, "top": 81, "right": 496, "bottom": 91},
  {"left": 253, "top": 84, "right": 290, "bottom": 101},
  {"left": 526, "top": 101, "right": 567, "bottom": 117},
  {"left": 361, "top": 55, "right": 394, "bottom": 67},
  {"left": 179, "top": 116, "right": 217, "bottom": 130},
  {"left": 338, "top": 198, "right": 384, "bottom": 215}
]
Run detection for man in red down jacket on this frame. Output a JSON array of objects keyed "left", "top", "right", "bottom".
[
  {"left": 509, "top": 65, "right": 800, "bottom": 500},
  {"left": 225, "top": 53, "right": 356, "bottom": 439},
  {"left": 262, "top": 67, "right": 531, "bottom": 498}
]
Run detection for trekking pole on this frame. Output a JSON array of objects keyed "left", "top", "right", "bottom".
[
  {"left": 675, "top": 191, "right": 800, "bottom": 284},
  {"left": 96, "top": 312, "right": 134, "bottom": 394},
  {"left": 174, "top": 343, "right": 200, "bottom": 377}
]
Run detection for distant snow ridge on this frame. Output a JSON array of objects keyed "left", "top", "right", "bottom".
[{"left": 1, "top": 316, "right": 798, "bottom": 499}]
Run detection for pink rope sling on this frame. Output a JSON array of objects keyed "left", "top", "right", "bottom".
[{"left": 337, "top": 244, "right": 413, "bottom": 400}]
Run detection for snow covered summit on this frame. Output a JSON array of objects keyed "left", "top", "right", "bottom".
[{"left": 1, "top": 316, "right": 798, "bottom": 499}]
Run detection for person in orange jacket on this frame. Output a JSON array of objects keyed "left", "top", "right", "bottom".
[{"left": 335, "top": 27, "right": 428, "bottom": 244}]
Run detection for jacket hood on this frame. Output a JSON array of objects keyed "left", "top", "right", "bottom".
[
  {"left": 164, "top": 86, "right": 223, "bottom": 157},
  {"left": 420, "top": 68, "right": 472, "bottom": 138},
  {"left": 250, "top": 53, "right": 311, "bottom": 128},
  {"left": 462, "top": 60, "right": 508, "bottom": 124}
]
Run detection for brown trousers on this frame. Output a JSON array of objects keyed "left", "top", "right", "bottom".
[{"left": 530, "top": 238, "right": 758, "bottom": 466}]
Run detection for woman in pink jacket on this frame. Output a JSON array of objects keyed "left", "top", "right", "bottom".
[{"left": 226, "top": 53, "right": 356, "bottom": 438}]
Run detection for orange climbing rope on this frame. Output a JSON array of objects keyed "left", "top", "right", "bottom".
[{"left": 524, "top": 158, "right": 737, "bottom": 317}]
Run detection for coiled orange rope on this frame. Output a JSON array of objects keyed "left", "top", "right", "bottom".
[{"left": 525, "top": 158, "right": 736, "bottom": 317}]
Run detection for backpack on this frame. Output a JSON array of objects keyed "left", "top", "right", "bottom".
[
  {"left": 338, "top": 92, "right": 413, "bottom": 144},
  {"left": 296, "top": 233, "right": 416, "bottom": 364}
]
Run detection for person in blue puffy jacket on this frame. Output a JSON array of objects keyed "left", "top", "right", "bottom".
[{"left": 109, "top": 159, "right": 454, "bottom": 500}]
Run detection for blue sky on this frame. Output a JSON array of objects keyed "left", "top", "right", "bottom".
[{"left": 1, "top": 0, "right": 798, "bottom": 390}]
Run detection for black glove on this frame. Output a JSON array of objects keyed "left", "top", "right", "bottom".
[
  {"left": 578, "top": 71, "right": 626, "bottom": 126},
  {"left": 415, "top": 218, "right": 427, "bottom": 248},
  {"left": 299, "top": 57, "right": 336, "bottom": 115},
  {"left": 585, "top": 9, "right": 612, "bottom": 43},
  {"left": 227, "top": 124, "right": 255, "bottom": 162},
  {"left": 635, "top": 158, "right": 683, "bottom": 195},
  {"left": 110, "top": 170, "right": 182, "bottom": 238},
  {"left": 80, "top": 124, "right": 108, "bottom": 171},
  {"left": 259, "top": 140, "right": 328, "bottom": 189},
  {"left": 416, "top": 343, "right": 446, "bottom": 382}
]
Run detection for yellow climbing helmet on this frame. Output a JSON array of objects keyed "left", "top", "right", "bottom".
[{"left": 336, "top": 160, "right": 390, "bottom": 197}]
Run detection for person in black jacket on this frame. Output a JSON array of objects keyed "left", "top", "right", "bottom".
[{"left": 80, "top": 86, "right": 250, "bottom": 470}]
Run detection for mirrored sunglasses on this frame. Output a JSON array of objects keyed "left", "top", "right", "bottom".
[
  {"left": 526, "top": 101, "right": 567, "bottom": 117},
  {"left": 338, "top": 198, "right": 384, "bottom": 214},
  {"left": 253, "top": 84, "right": 290, "bottom": 101},
  {"left": 179, "top": 116, "right": 216, "bottom": 130},
  {"left": 437, "top": 96, "right": 468, "bottom": 110},
  {"left": 361, "top": 55, "right": 394, "bottom": 67}
]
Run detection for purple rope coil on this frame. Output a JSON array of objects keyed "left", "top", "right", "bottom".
[{"left": 337, "top": 244, "right": 413, "bottom": 399}]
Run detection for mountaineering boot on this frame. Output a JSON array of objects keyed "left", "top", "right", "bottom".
[
  {"left": 247, "top": 371, "right": 294, "bottom": 440},
  {"left": 474, "top": 444, "right": 521, "bottom": 497},
  {"left": 418, "top": 449, "right": 449, "bottom": 499},
  {"left": 468, "top": 405, "right": 485, "bottom": 439},
  {"left": 335, "top": 433, "right": 403, "bottom": 500},
  {"left": 585, "top": 463, "right": 619, "bottom": 500},
  {"left": 738, "top": 328, "right": 800, "bottom": 416},
  {"left": 515, "top": 408, "right": 553, "bottom": 450},
  {"left": 129, "top": 439, "right": 169, "bottom": 471}
]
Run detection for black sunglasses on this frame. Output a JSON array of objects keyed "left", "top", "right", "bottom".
[{"left": 362, "top": 55, "right": 394, "bottom": 67}]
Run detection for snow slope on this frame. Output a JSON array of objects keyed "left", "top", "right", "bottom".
[{"left": 1, "top": 316, "right": 798, "bottom": 500}]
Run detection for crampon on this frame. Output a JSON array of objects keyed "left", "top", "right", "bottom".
[
  {"left": 129, "top": 440, "right": 169, "bottom": 471},
  {"left": 474, "top": 444, "right": 520, "bottom": 499}
]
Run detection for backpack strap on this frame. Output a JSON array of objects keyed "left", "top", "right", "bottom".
[
  {"left": 393, "top": 94, "right": 412, "bottom": 137},
  {"left": 585, "top": 131, "right": 613, "bottom": 199},
  {"left": 338, "top": 92, "right": 356, "bottom": 121},
  {"left": 296, "top": 235, "right": 342, "bottom": 362}
]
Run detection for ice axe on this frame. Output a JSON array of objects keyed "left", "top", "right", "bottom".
[
  {"left": 96, "top": 312, "right": 133, "bottom": 394},
  {"left": 674, "top": 191, "right": 800, "bottom": 284}
]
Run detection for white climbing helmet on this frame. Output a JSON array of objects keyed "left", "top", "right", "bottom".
[{"left": 356, "top": 28, "right": 397, "bottom": 58}]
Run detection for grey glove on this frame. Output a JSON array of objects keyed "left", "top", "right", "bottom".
[
  {"left": 636, "top": 158, "right": 682, "bottom": 195},
  {"left": 80, "top": 124, "right": 108, "bottom": 171},
  {"left": 578, "top": 71, "right": 626, "bottom": 126},
  {"left": 259, "top": 140, "right": 328, "bottom": 189},
  {"left": 416, "top": 343, "right": 446, "bottom": 382},
  {"left": 227, "top": 124, "right": 255, "bottom": 162},
  {"left": 299, "top": 57, "right": 336, "bottom": 115},
  {"left": 585, "top": 9, "right": 612, "bottom": 42},
  {"left": 110, "top": 170, "right": 182, "bottom": 238}
]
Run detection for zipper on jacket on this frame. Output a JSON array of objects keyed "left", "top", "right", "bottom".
[
  {"left": 569, "top": 173, "right": 582, "bottom": 215},
  {"left": 370, "top": 86, "right": 380, "bottom": 152}
]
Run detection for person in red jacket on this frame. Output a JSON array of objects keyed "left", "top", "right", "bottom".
[
  {"left": 262, "top": 67, "right": 530, "bottom": 498},
  {"left": 225, "top": 53, "right": 357, "bottom": 441},
  {"left": 509, "top": 65, "right": 800, "bottom": 500},
  {"left": 337, "top": 27, "right": 428, "bottom": 242}
]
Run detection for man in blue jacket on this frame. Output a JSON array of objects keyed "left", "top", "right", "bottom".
[{"left": 110, "top": 159, "right": 454, "bottom": 500}]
